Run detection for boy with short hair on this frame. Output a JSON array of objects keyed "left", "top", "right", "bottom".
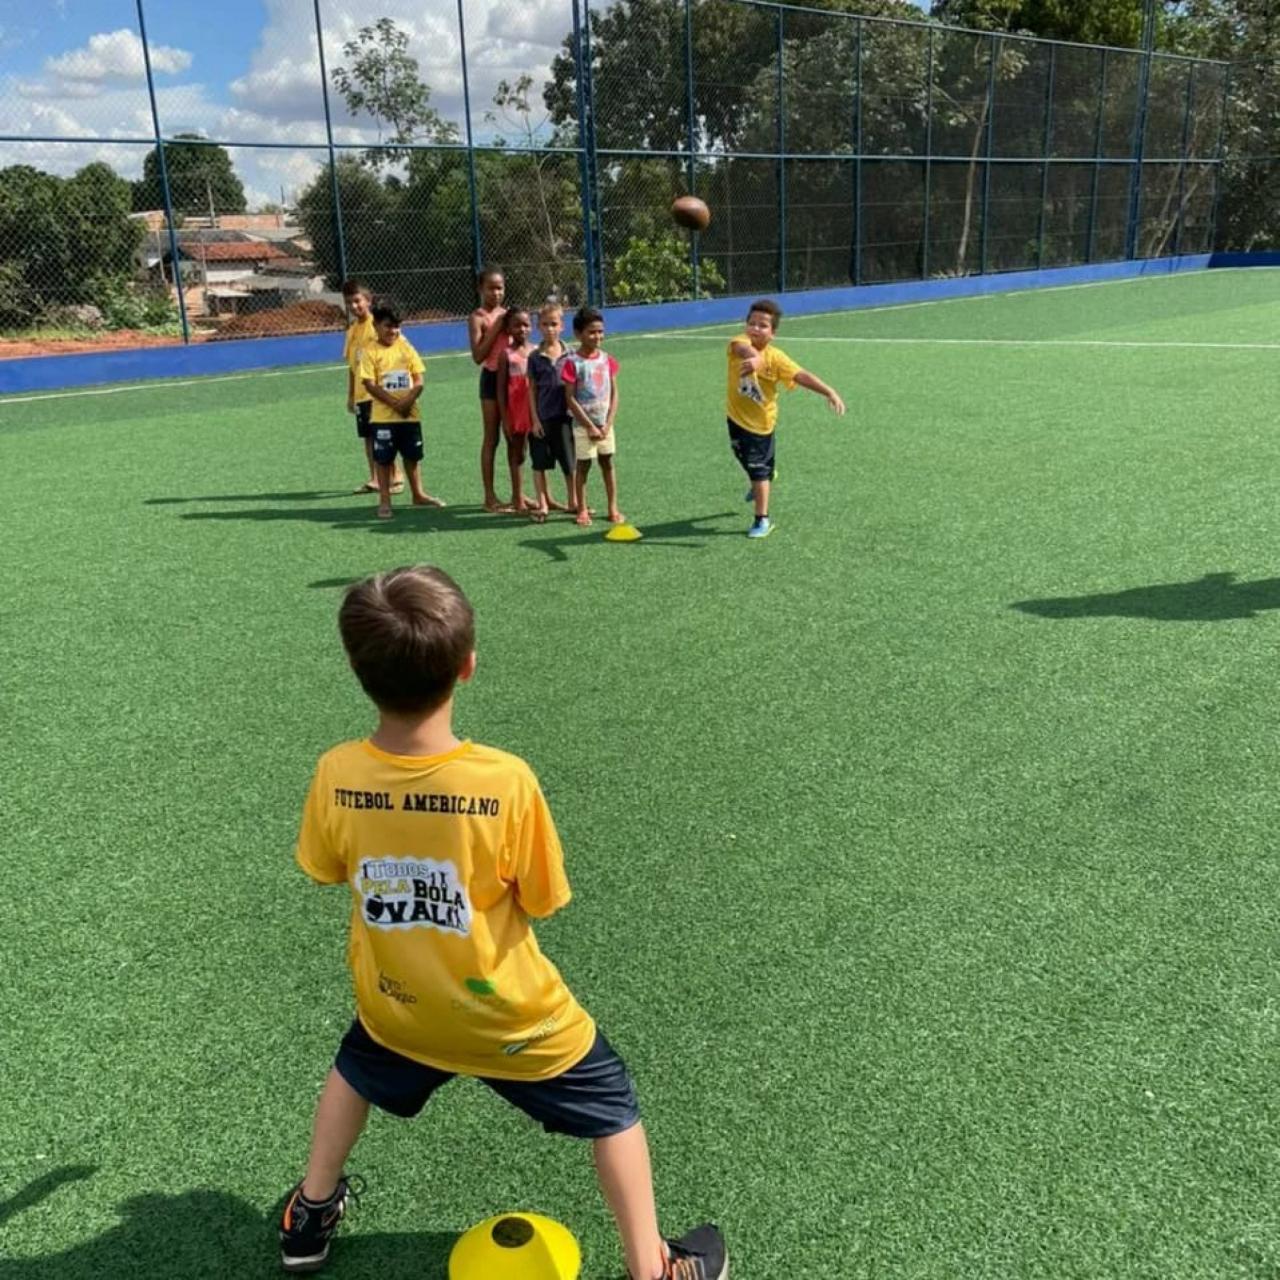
[
  {"left": 527, "top": 302, "right": 576, "bottom": 522},
  {"left": 279, "top": 565, "right": 728, "bottom": 1280},
  {"left": 727, "top": 299, "right": 845, "bottom": 539},
  {"left": 562, "top": 306, "right": 623, "bottom": 527},
  {"left": 358, "top": 301, "right": 444, "bottom": 519},
  {"left": 341, "top": 279, "right": 401, "bottom": 496}
]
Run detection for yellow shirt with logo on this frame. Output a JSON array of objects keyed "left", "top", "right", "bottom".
[
  {"left": 343, "top": 316, "right": 377, "bottom": 404},
  {"left": 359, "top": 337, "right": 426, "bottom": 424},
  {"left": 725, "top": 336, "right": 802, "bottom": 435},
  {"left": 296, "top": 739, "right": 595, "bottom": 1080}
]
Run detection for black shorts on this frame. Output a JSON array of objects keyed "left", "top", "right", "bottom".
[
  {"left": 479, "top": 368, "right": 498, "bottom": 401},
  {"left": 354, "top": 401, "right": 372, "bottom": 439},
  {"left": 530, "top": 417, "right": 574, "bottom": 474},
  {"left": 371, "top": 420, "right": 424, "bottom": 465},
  {"left": 335, "top": 1017, "right": 641, "bottom": 1139},
  {"left": 728, "top": 418, "right": 776, "bottom": 482}
]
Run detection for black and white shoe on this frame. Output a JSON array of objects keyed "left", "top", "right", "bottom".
[
  {"left": 278, "top": 1175, "right": 359, "bottom": 1273},
  {"left": 657, "top": 1223, "right": 729, "bottom": 1280}
]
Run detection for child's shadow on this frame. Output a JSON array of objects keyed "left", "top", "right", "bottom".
[
  {"left": 519, "top": 512, "right": 741, "bottom": 563},
  {"left": 0, "top": 1169, "right": 456, "bottom": 1280},
  {"left": 1012, "top": 572, "right": 1280, "bottom": 622}
]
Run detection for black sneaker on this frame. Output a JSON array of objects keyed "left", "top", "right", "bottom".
[
  {"left": 661, "top": 1223, "right": 729, "bottom": 1280},
  {"left": 278, "top": 1176, "right": 359, "bottom": 1273}
]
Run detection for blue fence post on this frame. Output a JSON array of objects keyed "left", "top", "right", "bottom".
[
  {"left": 1126, "top": 0, "right": 1157, "bottom": 259},
  {"left": 922, "top": 26, "right": 934, "bottom": 280},
  {"left": 581, "top": 0, "right": 605, "bottom": 304},
  {"left": 980, "top": 33, "right": 997, "bottom": 275},
  {"left": 1173, "top": 60, "right": 1195, "bottom": 255},
  {"left": 1037, "top": 43, "right": 1056, "bottom": 269},
  {"left": 1087, "top": 48, "right": 1107, "bottom": 263},
  {"left": 776, "top": 8, "right": 787, "bottom": 292},
  {"left": 853, "top": 18, "right": 863, "bottom": 286},
  {"left": 135, "top": 0, "right": 189, "bottom": 344},
  {"left": 1208, "top": 64, "right": 1233, "bottom": 252},
  {"left": 312, "top": 0, "right": 348, "bottom": 287},
  {"left": 456, "top": 0, "right": 484, "bottom": 279},
  {"left": 684, "top": 0, "right": 700, "bottom": 298},
  {"left": 571, "top": 0, "right": 596, "bottom": 305}
]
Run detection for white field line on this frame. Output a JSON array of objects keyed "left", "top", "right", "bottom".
[
  {"left": 650, "top": 269, "right": 1241, "bottom": 336},
  {"left": 633, "top": 334, "right": 1280, "bottom": 351}
]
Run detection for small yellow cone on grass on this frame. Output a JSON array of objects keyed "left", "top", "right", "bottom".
[
  {"left": 603, "top": 522, "right": 643, "bottom": 542},
  {"left": 448, "top": 1213, "right": 581, "bottom": 1280}
]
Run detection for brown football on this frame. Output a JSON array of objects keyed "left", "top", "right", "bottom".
[{"left": 671, "top": 195, "right": 711, "bottom": 232}]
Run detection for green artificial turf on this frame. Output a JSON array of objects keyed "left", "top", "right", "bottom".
[{"left": 2, "top": 268, "right": 1280, "bottom": 1279}]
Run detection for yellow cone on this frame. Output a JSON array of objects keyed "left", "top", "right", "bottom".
[
  {"left": 448, "top": 1213, "right": 581, "bottom": 1280},
  {"left": 603, "top": 522, "right": 643, "bottom": 542}
]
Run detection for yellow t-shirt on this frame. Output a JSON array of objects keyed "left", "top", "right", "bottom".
[
  {"left": 343, "top": 316, "right": 377, "bottom": 404},
  {"left": 725, "top": 336, "right": 801, "bottom": 435},
  {"left": 296, "top": 739, "right": 595, "bottom": 1080},
  {"left": 358, "top": 337, "right": 426, "bottom": 424}
]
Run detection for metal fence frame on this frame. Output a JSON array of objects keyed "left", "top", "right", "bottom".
[{"left": 0, "top": 0, "right": 1246, "bottom": 343}]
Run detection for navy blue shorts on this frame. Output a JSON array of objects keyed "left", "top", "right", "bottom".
[
  {"left": 355, "top": 401, "right": 373, "bottom": 439},
  {"left": 479, "top": 368, "right": 498, "bottom": 401},
  {"left": 371, "top": 421, "right": 424, "bottom": 466},
  {"left": 335, "top": 1018, "right": 641, "bottom": 1139},
  {"left": 728, "top": 419, "right": 776, "bottom": 482},
  {"left": 530, "top": 417, "right": 574, "bottom": 474}
]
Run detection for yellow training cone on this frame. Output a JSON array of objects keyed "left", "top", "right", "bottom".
[
  {"left": 448, "top": 1213, "right": 581, "bottom": 1280},
  {"left": 603, "top": 522, "right": 643, "bottom": 542}
]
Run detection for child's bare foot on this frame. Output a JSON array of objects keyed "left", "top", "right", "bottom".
[
  {"left": 529, "top": 507, "right": 548, "bottom": 524},
  {"left": 376, "top": 505, "right": 393, "bottom": 520},
  {"left": 575, "top": 509, "right": 592, "bottom": 527},
  {"left": 608, "top": 509, "right": 626, "bottom": 524},
  {"left": 484, "top": 499, "right": 514, "bottom": 514},
  {"left": 547, "top": 498, "right": 570, "bottom": 512},
  {"left": 389, "top": 479, "right": 405, "bottom": 494},
  {"left": 412, "top": 493, "right": 446, "bottom": 508},
  {"left": 355, "top": 480, "right": 379, "bottom": 494}
]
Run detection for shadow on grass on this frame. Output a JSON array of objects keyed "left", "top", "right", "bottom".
[
  {"left": 0, "top": 1169, "right": 456, "bottom": 1280},
  {"left": 1013, "top": 572, "right": 1280, "bottom": 622},
  {"left": 145, "top": 490, "right": 352, "bottom": 505},
  {"left": 172, "top": 500, "right": 742, "bottom": 560}
]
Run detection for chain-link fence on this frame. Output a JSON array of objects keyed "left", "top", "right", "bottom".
[{"left": 0, "top": 0, "right": 1272, "bottom": 348}]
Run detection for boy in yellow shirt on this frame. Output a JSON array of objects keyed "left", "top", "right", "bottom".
[
  {"left": 357, "top": 301, "right": 444, "bottom": 519},
  {"left": 279, "top": 565, "right": 727, "bottom": 1280},
  {"left": 726, "top": 298, "right": 845, "bottom": 539},
  {"left": 341, "top": 279, "right": 401, "bottom": 496}
]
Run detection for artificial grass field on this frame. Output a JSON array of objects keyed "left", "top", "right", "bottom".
[{"left": 3, "top": 267, "right": 1280, "bottom": 1279}]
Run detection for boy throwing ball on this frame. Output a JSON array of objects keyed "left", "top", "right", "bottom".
[
  {"left": 727, "top": 299, "right": 845, "bottom": 539},
  {"left": 279, "top": 565, "right": 727, "bottom": 1280}
]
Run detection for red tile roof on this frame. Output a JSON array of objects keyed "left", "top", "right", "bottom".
[{"left": 181, "top": 241, "right": 288, "bottom": 262}]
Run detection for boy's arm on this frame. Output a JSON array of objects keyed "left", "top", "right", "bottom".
[
  {"left": 296, "top": 762, "right": 346, "bottom": 886},
  {"left": 503, "top": 779, "right": 572, "bottom": 920},
  {"left": 397, "top": 373, "right": 424, "bottom": 419},
  {"left": 732, "top": 339, "right": 762, "bottom": 376},
  {"left": 605, "top": 379, "right": 618, "bottom": 432},
  {"left": 564, "top": 388, "right": 595, "bottom": 434},
  {"left": 346, "top": 369, "right": 356, "bottom": 414},
  {"left": 528, "top": 385, "right": 544, "bottom": 437},
  {"left": 364, "top": 378, "right": 401, "bottom": 412},
  {"left": 795, "top": 369, "right": 846, "bottom": 416}
]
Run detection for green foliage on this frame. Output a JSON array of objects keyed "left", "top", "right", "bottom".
[
  {"left": 332, "top": 18, "right": 458, "bottom": 167},
  {"left": 89, "top": 278, "right": 179, "bottom": 330},
  {"left": 0, "top": 161, "right": 143, "bottom": 327},
  {"left": 608, "top": 233, "right": 723, "bottom": 301},
  {"left": 133, "top": 136, "right": 247, "bottom": 216}
]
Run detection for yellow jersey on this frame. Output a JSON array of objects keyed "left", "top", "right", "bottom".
[
  {"left": 296, "top": 739, "right": 595, "bottom": 1080},
  {"left": 725, "top": 336, "right": 801, "bottom": 435},
  {"left": 343, "top": 316, "right": 376, "bottom": 404},
  {"left": 358, "top": 337, "right": 425, "bottom": 424}
]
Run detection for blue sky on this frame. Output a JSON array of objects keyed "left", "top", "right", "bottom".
[{"left": 0, "top": 0, "right": 931, "bottom": 204}]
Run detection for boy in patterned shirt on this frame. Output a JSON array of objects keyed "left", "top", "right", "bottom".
[
  {"left": 726, "top": 299, "right": 845, "bottom": 539},
  {"left": 278, "top": 565, "right": 728, "bottom": 1280}
]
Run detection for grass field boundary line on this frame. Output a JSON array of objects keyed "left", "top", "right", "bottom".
[
  {"left": 651, "top": 269, "right": 1253, "bottom": 336},
  {"left": 637, "top": 335, "right": 1280, "bottom": 351}
]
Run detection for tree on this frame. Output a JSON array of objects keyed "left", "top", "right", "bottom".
[
  {"left": 332, "top": 17, "right": 459, "bottom": 167},
  {"left": 133, "top": 135, "right": 247, "bottom": 216},
  {"left": 0, "top": 162, "right": 144, "bottom": 326}
]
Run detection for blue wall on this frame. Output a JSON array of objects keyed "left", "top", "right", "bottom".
[{"left": 0, "top": 251, "right": 1261, "bottom": 397}]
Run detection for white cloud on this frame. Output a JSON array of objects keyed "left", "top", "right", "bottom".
[{"left": 46, "top": 28, "right": 192, "bottom": 84}]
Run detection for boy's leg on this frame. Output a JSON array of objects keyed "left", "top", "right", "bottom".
[
  {"left": 599, "top": 454, "right": 623, "bottom": 523},
  {"left": 752, "top": 476, "right": 770, "bottom": 519},
  {"left": 594, "top": 1122, "right": 666, "bottom": 1280},
  {"left": 302, "top": 1068, "right": 370, "bottom": 1202},
  {"left": 362, "top": 436, "right": 377, "bottom": 489},
  {"left": 375, "top": 461, "right": 393, "bottom": 518},
  {"left": 575, "top": 459, "right": 593, "bottom": 525}
]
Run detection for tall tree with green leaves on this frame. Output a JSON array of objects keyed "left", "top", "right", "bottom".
[
  {"left": 133, "top": 135, "right": 247, "bottom": 216},
  {"left": 332, "top": 17, "right": 459, "bottom": 167}
]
